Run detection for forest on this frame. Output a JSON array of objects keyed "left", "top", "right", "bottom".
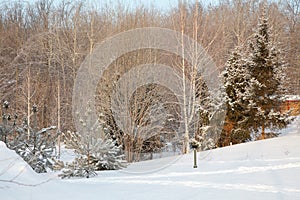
[{"left": 0, "top": 0, "right": 299, "bottom": 173}]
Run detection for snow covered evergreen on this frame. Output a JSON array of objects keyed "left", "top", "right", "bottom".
[
  {"left": 247, "top": 8, "right": 291, "bottom": 139},
  {"left": 59, "top": 131, "right": 127, "bottom": 179},
  {"left": 12, "top": 105, "right": 57, "bottom": 173},
  {"left": 0, "top": 102, "right": 58, "bottom": 173},
  {"left": 223, "top": 8, "right": 292, "bottom": 143},
  {"left": 195, "top": 74, "right": 226, "bottom": 149},
  {"left": 15, "top": 125, "right": 57, "bottom": 173},
  {"left": 222, "top": 47, "right": 254, "bottom": 145}
]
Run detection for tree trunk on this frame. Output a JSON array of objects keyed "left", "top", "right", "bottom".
[
  {"left": 180, "top": 2, "right": 189, "bottom": 154},
  {"left": 261, "top": 122, "right": 265, "bottom": 140},
  {"left": 27, "top": 66, "right": 31, "bottom": 140},
  {"left": 57, "top": 80, "right": 61, "bottom": 158}
]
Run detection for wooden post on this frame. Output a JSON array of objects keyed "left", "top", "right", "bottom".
[{"left": 193, "top": 148, "right": 197, "bottom": 168}]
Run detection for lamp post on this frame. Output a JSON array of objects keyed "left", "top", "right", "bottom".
[
  {"left": 32, "top": 104, "right": 38, "bottom": 155},
  {"left": 190, "top": 139, "right": 200, "bottom": 168}
]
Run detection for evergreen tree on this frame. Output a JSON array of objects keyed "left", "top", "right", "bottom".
[
  {"left": 247, "top": 9, "right": 291, "bottom": 139},
  {"left": 222, "top": 8, "right": 292, "bottom": 144},
  {"left": 15, "top": 125, "right": 57, "bottom": 173},
  {"left": 60, "top": 101, "right": 127, "bottom": 179},
  {"left": 190, "top": 73, "right": 226, "bottom": 150},
  {"left": 13, "top": 105, "right": 57, "bottom": 173},
  {"left": 59, "top": 131, "right": 127, "bottom": 179},
  {"left": 0, "top": 102, "right": 58, "bottom": 173},
  {"left": 222, "top": 47, "right": 254, "bottom": 145}
]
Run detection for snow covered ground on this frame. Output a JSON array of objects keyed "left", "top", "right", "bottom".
[{"left": 1, "top": 118, "right": 300, "bottom": 200}]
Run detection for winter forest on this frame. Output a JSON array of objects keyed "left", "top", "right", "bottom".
[{"left": 0, "top": 0, "right": 299, "bottom": 182}]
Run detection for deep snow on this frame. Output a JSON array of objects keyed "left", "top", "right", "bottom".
[{"left": 1, "top": 118, "right": 300, "bottom": 200}]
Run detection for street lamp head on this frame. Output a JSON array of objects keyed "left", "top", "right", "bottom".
[
  {"left": 3, "top": 101, "right": 9, "bottom": 109},
  {"left": 190, "top": 139, "right": 200, "bottom": 149},
  {"left": 32, "top": 104, "right": 38, "bottom": 113}
]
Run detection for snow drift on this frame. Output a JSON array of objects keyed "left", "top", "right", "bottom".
[{"left": 1, "top": 119, "right": 300, "bottom": 200}]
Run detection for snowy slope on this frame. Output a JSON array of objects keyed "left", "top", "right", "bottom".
[
  {"left": 1, "top": 123, "right": 300, "bottom": 200},
  {"left": 0, "top": 142, "right": 48, "bottom": 183},
  {"left": 281, "top": 116, "right": 300, "bottom": 136}
]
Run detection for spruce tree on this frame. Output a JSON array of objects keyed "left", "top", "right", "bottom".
[
  {"left": 222, "top": 47, "right": 253, "bottom": 145},
  {"left": 247, "top": 9, "right": 291, "bottom": 139},
  {"left": 0, "top": 103, "right": 58, "bottom": 173},
  {"left": 14, "top": 105, "right": 57, "bottom": 173},
  {"left": 59, "top": 131, "right": 127, "bottom": 179},
  {"left": 196, "top": 73, "right": 226, "bottom": 149}
]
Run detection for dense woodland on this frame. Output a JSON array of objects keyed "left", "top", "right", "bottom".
[{"left": 0, "top": 0, "right": 299, "bottom": 165}]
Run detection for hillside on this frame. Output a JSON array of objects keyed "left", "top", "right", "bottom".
[
  {"left": 0, "top": 118, "right": 299, "bottom": 200},
  {"left": 1, "top": 125, "right": 300, "bottom": 200}
]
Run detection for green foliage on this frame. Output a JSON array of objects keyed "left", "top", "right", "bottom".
[
  {"left": 0, "top": 102, "right": 58, "bottom": 173},
  {"left": 247, "top": 9, "right": 291, "bottom": 135},
  {"left": 15, "top": 125, "right": 57, "bottom": 173},
  {"left": 222, "top": 47, "right": 253, "bottom": 144},
  {"left": 59, "top": 131, "right": 127, "bottom": 179},
  {"left": 222, "top": 8, "right": 292, "bottom": 144},
  {"left": 59, "top": 156, "right": 97, "bottom": 179}
]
